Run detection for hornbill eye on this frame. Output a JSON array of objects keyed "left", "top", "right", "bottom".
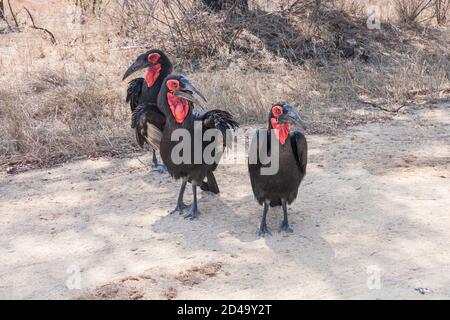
[
  {"left": 167, "top": 79, "right": 180, "bottom": 91},
  {"left": 148, "top": 53, "right": 160, "bottom": 63},
  {"left": 272, "top": 106, "right": 283, "bottom": 117}
]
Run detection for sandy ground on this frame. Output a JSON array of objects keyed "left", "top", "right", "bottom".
[{"left": 1, "top": 103, "right": 449, "bottom": 300}]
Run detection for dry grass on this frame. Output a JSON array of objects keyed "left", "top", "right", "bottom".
[
  {"left": 0, "top": 55, "right": 132, "bottom": 169},
  {"left": 394, "top": 0, "right": 450, "bottom": 25},
  {"left": 0, "top": 0, "right": 449, "bottom": 171}
]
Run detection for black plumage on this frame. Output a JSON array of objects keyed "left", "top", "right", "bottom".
[
  {"left": 126, "top": 78, "right": 144, "bottom": 114},
  {"left": 131, "top": 103, "right": 165, "bottom": 151},
  {"left": 157, "top": 74, "right": 239, "bottom": 219},
  {"left": 123, "top": 49, "right": 173, "bottom": 108},
  {"left": 248, "top": 103, "right": 307, "bottom": 236},
  {"left": 123, "top": 49, "right": 173, "bottom": 172},
  {"left": 194, "top": 109, "right": 239, "bottom": 194}
]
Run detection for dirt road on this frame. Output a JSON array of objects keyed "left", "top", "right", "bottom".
[{"left": 1, "top": 104, "right": 449, "bottom": 299}]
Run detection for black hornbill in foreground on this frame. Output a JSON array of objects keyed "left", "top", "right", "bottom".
[
  {"left": 157, "top": 74, "right": 239, "bottom": 220},
  {"left": 123, "top": 49, "right": 173, "bottom": 173},
  {"left": 248, "top": 103, "right": 308, "bottom": 236}
]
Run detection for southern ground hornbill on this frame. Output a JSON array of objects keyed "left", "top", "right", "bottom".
[
  {"left": 122, "top": 49, "right": 173, "bottom": 172},
  {"left": 125, "top": 52, "right": 221, "bottom": 194},
  {"left": 157, "top": 74, "right": 239, "bottom": 220},
  {"left": 248, "top": 103, "right": 308, "bottom": 236}
]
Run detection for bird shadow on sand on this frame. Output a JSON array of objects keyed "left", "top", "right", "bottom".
[
  {"left": 152, "top": 194, "right": 256, "bottom": 247},
  {"left": 150, "top": 190, "right": 334, "bottom": 266}
]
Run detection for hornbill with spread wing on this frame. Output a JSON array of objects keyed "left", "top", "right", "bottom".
[
  {"left": 123, "top": 49, "right": 173, "bottom": 173},
  {"left": 248, "top": 103, "right": 308, "bottom": 236},
  {"left": 157, "top": 75, "right": 239, "bottom": 220}
]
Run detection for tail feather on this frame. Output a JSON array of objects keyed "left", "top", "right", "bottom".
[
  {"left": 131, "top": 103, "right": 164, "bottom": 150},
  {"left": 200, "top": 171, "right": 220, "bottom": 194},
  {"left": 145, "top": 122, "right": 162, "bottom": 151}
]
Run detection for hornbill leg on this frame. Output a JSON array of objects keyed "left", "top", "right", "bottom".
[
  {"left": 279, "top": 199, "right": 293, "bottom": 233},
  {"left": 169, "top": 180, "right": 189, "bottom": 215},
  {"left": 151, "top": 149, "right": 167, "bottom": 174},
  {"left": 200, "top": 171, "right": 220, "bottom": 194},
  {"left": 185, "top": 182, "right": 200, "bottom": 220},
  {"left": 258, "top": 201, "right": 272, "bottom": 237}
]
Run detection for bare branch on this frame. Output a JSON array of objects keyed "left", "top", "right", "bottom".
[
  {"left": 23, "top": 7, "right": 57, "bottom": 44},
  {"left": 7, "top": 0, "right": 19, "bottom": 28}
]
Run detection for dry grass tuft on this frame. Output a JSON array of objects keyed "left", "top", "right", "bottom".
[
  {"left": 0, "top": 63, "right": 133, "bottom": 171},
  {"left": 394, "top": 0, "right": 450, "bottom": 25}
]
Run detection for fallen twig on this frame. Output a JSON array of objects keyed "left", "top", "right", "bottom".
[
  {"left": 358, "top": 99, "right": 407, "bottom": 113},
  {"left": 7, "top": 0, "right": 19, "bottom": 28},
  {"left": 24, "top": 7, "right": 57, "bottom": 44}
]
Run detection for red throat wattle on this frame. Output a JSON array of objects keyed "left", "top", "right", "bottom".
[
  {"left": 270, "top": 117, "right": 289, "bottom": 144},
  {"left": 145, "top": 64, "right": 161, "bottom": 87},
  {"left": 167, "top": 92, "right": 189, "bottom": 124}
]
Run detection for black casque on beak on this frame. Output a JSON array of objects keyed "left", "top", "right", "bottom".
[
  {"left": 122, "top": 54, "right": 151, "bottom": 81},
  {"left": 278, "top": 104, "right": 307, "bottom": 129},
  {"left": 174, "top": 78, "right": 207, "bottom": 106}
]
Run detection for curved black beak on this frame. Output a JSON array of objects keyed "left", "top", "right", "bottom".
[
  {"left": 122, "top": 57, "right": 150, "bottom": 81},
  {"left": 278, "top": 105, "right": 307, "bottom": 129},
  {"left": 174, "top": 79, "right": 207, "bottom": 106}
]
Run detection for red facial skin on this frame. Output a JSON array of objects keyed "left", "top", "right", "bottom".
[
  {"left": 145, "top": 53, "right": 161, "bottom": 87},
  {"left": 166, "top": 79, "right": 189, "bottom": 124},
  {"left": 270, "top": 105, "right": 289, "bottom": 144}
]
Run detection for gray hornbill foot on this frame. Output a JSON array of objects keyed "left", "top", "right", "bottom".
[
  {"left": 184, "top": 208, "right": 200, "bottom": 221},
  {"left": 185, "top": 183, "right": 200, "bottom": 220},
  {"left": 151, "top": 163, "right": 167, "bottom": 174},
  {"left": 279, "top": 221, "right": 294, "bottom": 233},
  {"left": 258, "top": 224, "right": 272, "bottom": 237},
  {"left": 150, "top": 149, "right": 166, "bottom": 173},
  {"left": 169, "top": 203, "right": 190, "bottom": 215}
]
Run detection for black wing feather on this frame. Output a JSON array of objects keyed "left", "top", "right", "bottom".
[
  {"left": 126, "top": 78, "right": 144, "bottom": 113},
  {"left": 131, "top": 103, "right": 165, "bottom": 149},
  {"left": 195, "top": 109, "right": 239, "bottom": 148},
  {"left": 291, "top": 131, "right": 308, "bottom": 174}
]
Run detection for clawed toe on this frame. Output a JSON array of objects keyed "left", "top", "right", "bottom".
[
  {"left": 169, "top": 203, "right": 190, "bottom": 215},
  {"left": 279, "top": 222, "right": 294, "bottom": 233},
  {"left": 152, "top": 164, "right": 167, "bottom": 174},
  {"left": 258, "top": 225, "right": 272, "bottom": 237},
  {"left": 184, "top": 209, "right": 200, "bottom": 220}
]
